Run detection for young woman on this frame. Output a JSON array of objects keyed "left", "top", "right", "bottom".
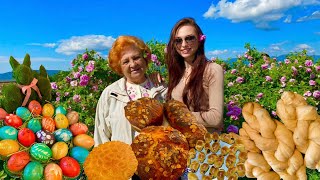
[{"left": 166, "top": 17, "right": 224, "bottom": 132}]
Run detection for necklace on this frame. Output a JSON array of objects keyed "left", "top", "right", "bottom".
[{"left": 183, "top": 67, "right": 192, "bottom": 83}]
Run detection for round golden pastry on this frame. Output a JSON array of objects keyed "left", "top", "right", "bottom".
[
  {"left": 124, "top": 97, "right": 164, "bottom": 131},
  {"left": 83, "top": 141, "right": 138, "bottom": 180},
  {"left": 131, "top": 126, "right": 189, "bottom": 180}
]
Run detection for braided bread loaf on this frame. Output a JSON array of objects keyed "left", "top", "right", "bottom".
[
  {"left": 277, "top": 91, "right": 320, "bottom": 170},
  {"left": 240, "top": 101, "right": 307, "bottom": 180}
]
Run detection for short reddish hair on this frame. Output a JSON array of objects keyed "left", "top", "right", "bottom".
[{"left": 108, "top": 36, "right": 151, "bottom": 75}]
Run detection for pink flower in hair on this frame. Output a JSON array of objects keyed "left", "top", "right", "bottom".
[{"left": 199, "top": 34, "right": 206, "bottom": 41}]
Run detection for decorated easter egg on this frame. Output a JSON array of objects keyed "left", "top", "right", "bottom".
[
  {"left": 7, "top": 151, "right": 30, "bottom": 172},
  {"left": 42, "top": 116, "right": 55, "bottom": 132},
  {"left": 0, "top": 108, "right": 8, "bottom": 120},
  {"left": 0, "top": 126, "right": 18, "bottom": 140},
  {"left": 0, "top": 139, "right": 20, "bottom": 156},
  {"left": 28, "top": 100, "right": 42, "bottom": 116},
  {"left": 16, "top": 107, "right": 32, "bottom": 121},
  {"left": 70, "top": 146, "right": 89, "bottom": 164},
  {"left": 54, "top": 113, "right": 69, "bottom": 129},
  {"left": 27, "top": 118, "right": 42, "bottom": 133},
  {"left": 42, "top": 103, "right": 55, "bottom": 117},
  {"left": 54, "top": 128, "right": 73, "bottom": 142},
  {"left": 30, "top": 143, "right": 52, "bottom": 162},
  {"left": 23, "top": 161, "right": 43, "bottom": 180},
  {"left": 18, "top": 128, "right": 35, "bottom": 147},
  {"left": 36, "top": 130, "right": 55, "bottom": 146},
  {"left": 66, "top": 111, "right": 79, "bottom": 125},
  {"left": 4, "top": 114, "right": 23, "bottom": 128},
  {"left": 69, "top": 123, "right": 88, "bottom": 136},
  {"left": 44, "top": 163, "right": 63, "bottom": 180},
  {"left": 73, "top": 134, "right": 94, "bottom": 150},
  {"left": 51, "top": 141, "right": 69, "bottom": 160},
  {"left": 55, "top": 105, "right": 67, "bottom": 115},
  {"left": 59, "top": 157, "right": 81, "bottom": 178}
]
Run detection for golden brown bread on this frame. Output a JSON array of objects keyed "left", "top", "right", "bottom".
[
  {"left": 164, "top": 99, "right": 207, "bottom": 148},
  {"left": 131, "top": 126, "right": 189, "bottom": 180},
  {"left": 124, "top": 97, "right": 164, "bottom": 131}
]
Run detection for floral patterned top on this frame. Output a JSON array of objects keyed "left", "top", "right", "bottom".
[{"left": 126, "top": 78, "right": 152, "bottom": 101}]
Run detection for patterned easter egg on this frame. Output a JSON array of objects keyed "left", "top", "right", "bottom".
[
  {"left": 51, "top": 141, "right": 69, "bottom": 160},
  {"left": 54, "top": 113, "right": 69, "bottom": 129},
  {"left": 42, "top": 116, "right": 55, "bottom": 132},
  {"left": 30, "top": 143, "right": 53, "bottom": 162},
  {"left": 4, "top": 114, "right": 23, "bottom": 128},
  {"left": 73, "top": 134, "right": 94, "bottom": 150},
  {"left": 7, "top": 151, "right": 30, "bottom": 172},
  {"left": 66, "top": 111, "right": 79, "bottom": 125},
  {"left": 18, "top": 128, "right": 35, "bottom": 147},
  {"left": 59, "top": 157, "right": 81, "bottom": 178},
  {"left": 0, "top": 126, "right": 18, "bottom": 140},
  {"left": 55, "top": 105, "right": 67, "bottom": 115},
  {"left": 54, "top": 128, "right": 73, "bottom": 142},
  {"left": 42, "top": 103, "right": 55, "bottom": 117},
  {"left": 70, "top": 146, "right": 89, "bottom": 164},
  {"left": 0, "top": 139, "right": 20, "bottom": 156},
  {"left": 36, "top": 130, "right": 55, "bottom": 147},
  {"left": 44, "top": 163, "right": 63, "bottom": 180},
  {"left": 23, "top": 161, "right": 44, "bottom": 180},
  {"left": 16, "top": 107, "right": 32, "bottom": 121},
  {"left": 69, "top": 123, "right": 88, "bottom": 136},
  {"left": 27, "top": 118, "right": 42, "bottom": 133},
  {"left": 28, "top": 100, "right": 42, "bottom": 116}
]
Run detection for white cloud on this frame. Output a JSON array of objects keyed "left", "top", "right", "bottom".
[
  {"left": 297, "top": 10, "right": 320, "bottom": 22},
  {"left": 27, "top": 43, "right": 57, "bottom": 48},
  {"left": 315, "top": 32, "right": 320, "bottom": 35},
  {"left": 284, "top": 15, "right": 292, "bottom": 23},
  {"left": 55, "top": 35, "right": 115, "bottom": 55},
  {"left": 207, "top": 49, "right": 228, "bottom": 56},
  {"left": 294, "top": 43, "right": 315, "bottom": 53},
  {"left": 203, "top": 0, "right": 320, "bottom": 29}
]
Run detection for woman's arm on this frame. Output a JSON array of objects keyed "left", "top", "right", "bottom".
[{"left": 192, "top": 63, "right": 224, "bottom": 129}]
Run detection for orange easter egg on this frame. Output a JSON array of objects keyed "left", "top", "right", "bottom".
[
  {"left": 44, "top": 163, "right": 63, "bottom": 180},
  {"left": 0, "top": 139, "right": 20, "bottom": 156},
  {"left": 66, "top": 111, "right": 79, "bottom": 125},
  {"left": 73, "top": 134, "right": 94, "bottom": 150},
  {"left": 42, "top": 116, "right": 56, "bottom": 132},
  {"left": 28, "top": 100, "right": 42, "bottom": 116}
]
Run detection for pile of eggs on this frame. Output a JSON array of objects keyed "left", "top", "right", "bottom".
[{"left": 0, "top": 100, "right": 94, "bottom": 180}]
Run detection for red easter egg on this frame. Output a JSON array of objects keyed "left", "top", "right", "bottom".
[
  {"left": 42, "top": 116, "right": 56, "bottom": 132},
  {"left": 7, "top": 151, "right": 30, "bottom": 172},
  {"left": 28, "top": 100, "right": 42, "bottom": 116},
  {"left": 0, "top": 108, "right": 8, "bottom": 120},
  {"left": 69, "top": 123, "right": 88, "bottom": 136},
  {"left": 59, "top": 157, "right": 80, "bottom": 178},
  {"left": 4, "top": 114, "right": 23, "bottom": 128},
  {"left": 18, "top": 128, "right": 35, "bottom": 147}
]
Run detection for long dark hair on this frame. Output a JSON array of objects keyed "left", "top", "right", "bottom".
[{"left": 166, "top": 17, "right": 209, "bottom": 111}]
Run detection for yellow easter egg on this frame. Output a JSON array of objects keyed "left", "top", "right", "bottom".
[
  {"left": 0, "top": 139, "right": 20, "bottom": 156},
  {"left": 42, "top": 103, "right": 55, "bottom": 117},
  {"left": 54, "top": 114, "right": 69, "bottom": 129},
  {"left": 51, "top": 142, "right": 68, "bottom": 160}
]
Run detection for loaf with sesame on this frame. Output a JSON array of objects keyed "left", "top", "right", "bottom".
[
  {"left": 131, "top": 126, "right": 189, "bottom": 180},
  {"left": 124, "top": 97, "right": 164, "bottom": 131},
  {"left": 164, "top": 99, "right": 207, "bottom": 148}
]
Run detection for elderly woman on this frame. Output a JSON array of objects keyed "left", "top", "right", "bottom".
[{"left": 94, "top": 36, "right": 167, "bottom": 146}]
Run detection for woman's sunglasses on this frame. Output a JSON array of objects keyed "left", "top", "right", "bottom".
[{"left": 174, "top": 35, "right": 197, "bottom": 48}]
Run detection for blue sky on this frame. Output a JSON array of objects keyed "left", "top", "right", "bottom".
[{"left": 0, "top": 0, "right": 319, "bottom": 73}]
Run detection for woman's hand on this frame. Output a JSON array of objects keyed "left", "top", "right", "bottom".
[{"left": 149, "top": 72, "right": 164, "bottom": 86}]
